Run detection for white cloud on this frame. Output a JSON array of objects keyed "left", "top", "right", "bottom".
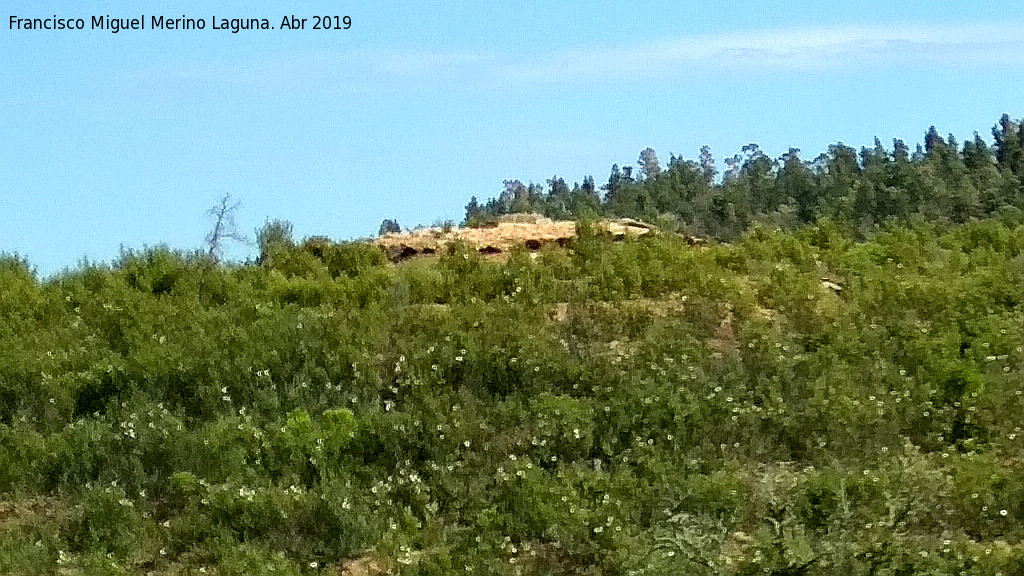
[
  {"left": 504, "top": 22, "right": 1024, "bottom": 83},
  {"left": 152, "top": 22, "right": 1024, "bottom": 92}
]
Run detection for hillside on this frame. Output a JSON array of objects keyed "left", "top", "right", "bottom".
[{"left": 3, "top": 216, "right": 1024, "bottom": 575}]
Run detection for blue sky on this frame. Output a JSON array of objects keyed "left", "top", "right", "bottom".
[{"left": 4, "top": 1, "right": 1024, "bottom": 275}]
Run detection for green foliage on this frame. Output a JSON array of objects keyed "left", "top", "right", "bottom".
[
  {"left": 467, "top": 114, "right": 1024, "bottom": 242},
  {"left": 255, "top": 219, "right": 295, "bottom": 264},
  {"left": 378, "top": 218, "right": 402, "bottom": 236},
  {"left": 11, "top": 121, "right": 1024, "bottom": 571}
]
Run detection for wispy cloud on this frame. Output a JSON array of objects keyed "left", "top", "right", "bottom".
[
  {"left": 503, "top": 22, "right": 1024, "bottom": 84},
  {"left": 150, "top": 22, "right": 1024, "bottom": 93}
]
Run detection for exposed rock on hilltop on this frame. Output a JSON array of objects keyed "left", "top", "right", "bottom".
[{"left": 373, "top": 214, "right": 653, "bottom": 261}]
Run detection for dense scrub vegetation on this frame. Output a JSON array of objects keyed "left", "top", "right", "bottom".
[
  {"left": 6, "top": 116, "right": 1024, "bottom": 574},
  {"left": 4, "top": 212, "right": 1024, "bottom": 574}
]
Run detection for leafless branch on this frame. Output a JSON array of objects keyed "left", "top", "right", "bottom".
[{"left": 205, "top": 193, "right": 248, "bottom": 263}]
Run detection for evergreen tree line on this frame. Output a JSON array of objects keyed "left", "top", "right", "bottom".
[{"left": 465, "top": 114, "right": 1024, "bottom": 238}]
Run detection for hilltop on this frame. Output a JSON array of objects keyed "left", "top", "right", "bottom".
[
  {"left": 4, "top": 114, "right": 1024, "bottom": 574},
  {"left": 373, "top": 214, "right": 654, "bottom": 260}
]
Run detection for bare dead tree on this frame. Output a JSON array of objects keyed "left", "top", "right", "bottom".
[{"left": 205, "top": 193, "right": 248, "bottom": 263}]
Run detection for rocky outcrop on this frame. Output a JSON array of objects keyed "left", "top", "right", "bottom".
[{"left": 373, "top": 215, "right": 653, "bottom": 261}]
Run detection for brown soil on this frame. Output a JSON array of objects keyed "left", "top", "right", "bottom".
[
  {"left": 338, "top": 554, "right": 391, "bottom": 575},
  {"left": 373, "top": 214, "right": 652, "bottom": 260}
]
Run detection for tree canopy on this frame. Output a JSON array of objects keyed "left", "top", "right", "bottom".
[{"left": 465, "top": 114, "right": 1024, "bottom": 241}]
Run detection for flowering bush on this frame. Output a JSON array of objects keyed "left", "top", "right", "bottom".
[{"left": 4, "top": 221, "right": 1024, "bottom": 573}]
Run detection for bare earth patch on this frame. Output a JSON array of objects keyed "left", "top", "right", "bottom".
[
  {"left": 338, "top": 554, "right": 391, "bottom": 575},
  {"left": 374, "top": 214, "right": 652, "bottom": 260}
]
